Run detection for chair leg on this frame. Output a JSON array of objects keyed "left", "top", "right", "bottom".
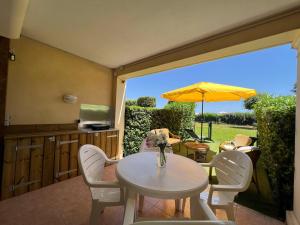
[
  {"left": 182, "top": 198, "right": 187, "bottom": 212},
  {"left": 138, "top": 195, "right": 144, "bottom": 212},
  {"left": 226, "top": 203, "right": 235, "bottom": 221},
  {"left": 175, "top": 199, "right": 180, "bottom": 212},
  {"left": 90, "top": 200, "right": 104, "bottom": 225},
  {"left": 254, "top": 168, "right": 260, "bottom": 193}
]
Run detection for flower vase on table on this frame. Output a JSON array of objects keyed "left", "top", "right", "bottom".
[
  {"left": 145, "top": 131, "right": 168, "bottom": 168},
  {"left": 158, "top": 143, "right": 167, "bottom": 167}
]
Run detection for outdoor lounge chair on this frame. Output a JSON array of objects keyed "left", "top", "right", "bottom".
[
  {"left": 150, "top": 128, "right": 181, "bottom": 146},
  {"left": 185, "top": 126, "right": 214, "bottom": 143},
  {"left": 78, "top": 144, "right": 124, "bottom": 225},
  {"left": 219, "top": 134, "right": 254, "bottom": 152},
  {"left": 199, "top": 150, "right": 253, "bottom": 221}
]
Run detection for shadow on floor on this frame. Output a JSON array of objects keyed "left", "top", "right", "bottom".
[{"left": 173, "top": 142, "right": 282, "bottom": 220}]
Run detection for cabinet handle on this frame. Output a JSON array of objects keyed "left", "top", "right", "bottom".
[
  {"left": 58, "top": 140, "right": 78, "bottom": 145},
  {"left": 15, "top": 144, "right": 43, "bottom": 151},
  {"left": 55, "top": 169, "right": 78, "bottom": 178},
  {"left": 107, "top": 135, "right": 117, "bottom": 138},
  {"left": 10, "top": 179, "right": 41, "bottom": 191},
  {"left": 48, "top": 136, "right": 55, "bottom": 142}
]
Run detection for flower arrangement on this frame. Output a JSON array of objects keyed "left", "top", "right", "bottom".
[{"left": 146, "top": 131, "right": 168, "bottom": 167}]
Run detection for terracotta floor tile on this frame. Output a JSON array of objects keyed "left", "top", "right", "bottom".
[{"left": 0, "top": 165, "right": 284, "bottom": 225}]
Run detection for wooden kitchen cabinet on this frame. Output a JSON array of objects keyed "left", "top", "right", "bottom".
[{"left": 0, "top": 129, "right": 119, "bottom": 200}]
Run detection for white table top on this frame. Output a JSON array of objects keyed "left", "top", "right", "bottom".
[{"left": 116, "top": 152, "right": 208, "bottom": 199}]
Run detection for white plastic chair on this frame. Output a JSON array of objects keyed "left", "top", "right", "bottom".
[
  {"left": 130, "top": 222, "right": 235, "bottom": 225},
  {"left": 78, "top": 144, "right": 124, "bottom": 225},
  {"left": 139, "top": 138, "right": 181, "bottom": 212},
  {"left": 200, "top": 150, "right": 253, "bottom": 221}
]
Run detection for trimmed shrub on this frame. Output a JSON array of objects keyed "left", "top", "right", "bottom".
[
  {"left": 254, "top": 95, "right": 295, "bottom": 218},
  {"left": 195, "top": 113, "right": 219, "bottom": 123},
  {"left": 137, "top": 96, "right": 156, "bottom": 107},
  {"left": 123, "top": 106, "right": 155, "bottom": 156},
  {"left": 219, "top": 112, "right": 256, "bottom": 125},
  {"left": 123, "top": 102, "right": 195, "bottom": 155},
  {"left": 163, "top": 102, "right": 196, "bottom": 139},
  {"left": 125, "top": 99, "right": 137, "bottom": 107},
  {"left": 195, "top": 112, "right": 256, "bottom": 125}
]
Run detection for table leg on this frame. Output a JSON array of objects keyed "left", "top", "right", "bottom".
[
  {"left": 123, "top": 190, "right": 137, "bottom": 225},
  {"left": 190, "top": 194, "right": 207, "bottom": 220}
]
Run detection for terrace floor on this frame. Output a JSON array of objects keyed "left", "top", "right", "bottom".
[{"left": 0, "top": 165, "right": 284, "bottom": 225}]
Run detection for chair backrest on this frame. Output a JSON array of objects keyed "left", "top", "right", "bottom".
[
  {"left": 139, "top": 138, "right": 173, "bottom": 153},
  {"left": 130, "top": 221, "right": 235, "bottom": 225},
  {"left": 151, "top": 128, "right": 170, "bottom": 141},
  {"left": 78, "top": 144, "right": 108, "bottom": 186},
  {"left": 233, "top": 134, "right": 252, "bottom": 147},
  {"left": 245, "top": 149, "right": 261, "bottom": 168},
  {"left": 212, "top": 150, "right": 253, "bottom": 192},
  {"left": 185, "top": 129, "right": 201, "bottom": 141}
]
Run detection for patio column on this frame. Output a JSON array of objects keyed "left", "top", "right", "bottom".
[
  {"left": 113, "top": 76, "right": 126, "bottom": 159},
  {"left": 288, "top": 34, "right": 300, "bottom": 225}
]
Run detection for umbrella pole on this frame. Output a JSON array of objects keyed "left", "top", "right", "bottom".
[{"left": 200, "top": 94, "right": 204, "bottom": 142}]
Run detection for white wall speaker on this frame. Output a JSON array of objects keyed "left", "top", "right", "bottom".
[{"left": 63, "top": 94, "right": 78, "bottom": 104}]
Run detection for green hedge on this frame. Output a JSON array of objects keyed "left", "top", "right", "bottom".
[
  {"left": 195, "top": 112, "right": 256, "bottom": 125},
  {"left": 195, "top": 113, "right": 219, "bottom": 123},
  {"left": 124, "top": 106, "right": 155, "bottom": 156},
  {"left": 219, "top": 112, "right": 256, "bottom": 125},
  {"left": 124, "top": 102, "right": 195, "bottom": 156},
  {"left": 254, "top": 95, "right": 295, "bottom": 217},
  {"left": 163, "top": 102, "right": 195, "bottom": 139},
  {"left": 125, "top": 99, "right": 137, "bottom": 107},
  {"left": 137, "top": 96, "right": 156, "bottom": 107}
]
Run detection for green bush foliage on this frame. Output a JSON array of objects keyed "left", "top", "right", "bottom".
[
  {"left": 195, "top": 113, "right": 219, "bottom": 123},
  {"left": 244, "top": 96, "right": 260, "bottom": 110},
  {"left": 195, "top": 112, "right": 256, "bottom": 125},
  {"left": 254, "top": 95, "right": 295, "bottom": 217},
  {"left": 125, "top": 99, "right": 137, "bottom": 106},
  {"left": 123, "top": 106, "right": 155, "bottom": 156},
  {"left": 219, "top": 112, "right": 256, "bottom": 125},
  {"left": 137, "top": 96, "right": 156, "bottom": 107},
  {"left": 124, "top": 102, "right": 195, "bottom": 156},
  {"left": 163, "top": 102, "right": 196, "bottom": 139}
]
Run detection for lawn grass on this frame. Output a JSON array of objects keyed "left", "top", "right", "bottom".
[{"left": 173, "top": 122, "right": 281, "bottom": 219}]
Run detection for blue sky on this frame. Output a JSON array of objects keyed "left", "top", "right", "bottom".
[{"left": 126, "top": 44, "right": 297, "bottom": 114}]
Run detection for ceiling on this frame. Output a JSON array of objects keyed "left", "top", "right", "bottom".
[{"left": 22, "top": 0, "right": 300, "bottom": 68}]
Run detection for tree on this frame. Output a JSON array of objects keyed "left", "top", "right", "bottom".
[{"left": 244, "top": 95, "right": 262, "bottom": 110}]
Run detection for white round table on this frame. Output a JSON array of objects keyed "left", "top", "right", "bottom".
[{"left": 116, "top": 152, "right": 209, "bottom": 225}]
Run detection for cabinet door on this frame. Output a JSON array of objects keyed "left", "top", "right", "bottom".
[
  {"left": 106, "top": 131, "right": 118, "bottom": 159},
  {"left": 93, "top": 132, "right": 101, "bottom": 148},
  {"left": 14, "top": 138, "right": 44, "bottom": 196},
  {"left": 69, "top": 134, "right": 79, "bottom": 178},
  {"left": 55, "top": 134, "right": 79, "bottom": 181},
  {"left": 1, "top": 139, "right": 17, "bottom": 200},
  {"left": 28, "top": 137, "right": 44, "bottom": 191},
  {"left": 42, "top": 136, "right": 56, "bottom": 186},
  {"left": 14, "top": 138, "right": 32, "bottom": 196},
  {"left": 111, "top": 131, "right": 119, "bottom": 159}
]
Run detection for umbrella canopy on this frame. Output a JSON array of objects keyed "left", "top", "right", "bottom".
[
  {"left": 161, "top": 82, "right": 256, "bottom": 102},
  {"left": 161, "top": 82, "right": 257, "bottom": 142}
]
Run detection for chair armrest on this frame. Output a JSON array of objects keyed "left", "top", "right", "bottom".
[
  {"left": 106, "top": 158, "right": 119, "bottom": 164},
  {"left": 199, "top": 162, "right": 213, "bottom": 167},
  {"left": 169, "top": 131, "right": 181, "bottom": 139},
  {"left": 220, "top": 140, "right": 232, "bottom": 145},
  {"left": 211, "top": 184, "right": 243, "bottom": 192},
  {"left": 89, "top": 180, "right": 120, "bottom": 188}
]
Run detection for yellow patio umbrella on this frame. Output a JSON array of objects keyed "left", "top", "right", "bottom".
[{"left": 161, "top": 82, "right": 256, "bottom": 141}]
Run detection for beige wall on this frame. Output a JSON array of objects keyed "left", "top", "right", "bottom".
[
  {"left": 6, "top": 37, "right": 113, "bottom": 125},
  {"left": 292, "top": 36, "right": 300, "bottom": 224}
]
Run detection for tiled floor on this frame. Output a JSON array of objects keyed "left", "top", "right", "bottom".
[{"left": 0, "top": 165, "right": 284, "bottom": 225}]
